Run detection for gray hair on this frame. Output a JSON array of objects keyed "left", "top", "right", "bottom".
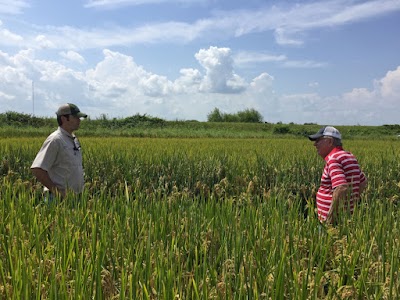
[{"left": 332, "top": 137, "right": 342, "bottom": 146}]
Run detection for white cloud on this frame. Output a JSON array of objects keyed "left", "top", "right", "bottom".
[
  {"left": 379, "top": 66, "right": 400, "bottom": 99},
  {"left": 1, "top": 0, "right": 400, "bottom": 50},
  {"left": 232, "top": 50, "right": 328, "bottom": 70},
  {"left": 195, "top": 46, "right": 247, "bottom": 93},
  {"left": 1, "top": 46, "right": 400, "bottom": 125},
  {"left": 249, "top": 73, "right": 274, "bottom": 93},
  {"left": 270, "top": 0, "right": 400, "bottom": 45},
  {"left": 84, "top": 0, "right": 206, "bottom": 9},
  {"left": 0, "top": 0, "right": 30, "bottom": 15},
  {"left": 35, "top": 35, "right": 56, "bottom": 49},
  {"left": 60, "top": 50, "right": 86, "bottom": 65},
  {"left": 140, "top": 74, "right": 172, "bottom": 97},
  {"left": 326, "top": 0, "right": 400, "bottom": 24},
  {"left": 234, "top": 51, "right": 287, "bottom": 66},
  {"left": 0, "top": 22, "right": 23, "bottom": 45},
  {"left": 85, "top": 50, "right": 143, "bottom": 100},
  {"left": 283, "top": 60, "right": 328, "bottom": 68},
  {"left": 173, "top": 68, "right": 202, "bottom": 93},
  {"left": 0, "top": 90, "right": 14, "bottom": 100},
  {"left": 304, "top": 67, "right": 400, "bottom": 125},
  {"left": 0, "top": 50, "right": 34, "bottom": 112}
]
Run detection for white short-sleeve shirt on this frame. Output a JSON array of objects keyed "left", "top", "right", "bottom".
[{"left": 31, "top": 127, "right": 85, "bottom": 193}]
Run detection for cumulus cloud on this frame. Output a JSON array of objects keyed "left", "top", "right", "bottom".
[
  {"left": 195, "top": 46, "right": 247, "bottom": 93},
  {"left": 82, "top": 47, "right": 250, "bottom": 116},
  {"left": 0, "top": 45, "right": 399, "bottom": 124},
  {"left": 379, "top": 66, "right": 400, "bottom": 99},
  {"left": 0, "top": 50, "right": 34, "bottom": 112},
  {"left": 173, "top": 68, "right": 202, "bottom": 93},
  {"left": 286, "top": 66, "right": 400, "bottom": 125},
  {"left": 140, "top": 74, "right": 172, "bottom": 97},
  {"left": 85, "top": 49, "right": 174, "bottom": 100},
  {"left": 249, "top": 73, "right": 274, "bottom": 93},
  {"left": 334, "top": 67, "right": 400, "bottom": 124}
]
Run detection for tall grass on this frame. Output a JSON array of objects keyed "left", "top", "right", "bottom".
[{"left": 1, "top": 137, "right": 399, "bottom": 299}]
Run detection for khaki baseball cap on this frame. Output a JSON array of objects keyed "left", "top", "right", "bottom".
[{"left": 56, "top": 103, "right": 87, "bottom": 118}]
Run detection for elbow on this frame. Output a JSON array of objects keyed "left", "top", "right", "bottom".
[
  {"left": 31, "top": 167, "right": 39, "bottom": 176},
  {"left": 31, "top": 167, "right": 44, "bottom": 178}
]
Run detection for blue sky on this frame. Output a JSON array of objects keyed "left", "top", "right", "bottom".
[{"left": 1, "top": 0, "right": 400, "bottom": 125}]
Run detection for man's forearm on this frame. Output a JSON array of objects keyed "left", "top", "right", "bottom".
[
  {"left": 31, "top": 168, "right": 65, "bottom": 195},
  {"left": 359, "top": 179, "right": 367, "bottom": 194},
  {"left": 327, "top": 184, "right": 349, "bottom": 223}
]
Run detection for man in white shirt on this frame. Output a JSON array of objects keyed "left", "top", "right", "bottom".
[{"left": 31, "top": 103, "right": 87, "bottom": 200}]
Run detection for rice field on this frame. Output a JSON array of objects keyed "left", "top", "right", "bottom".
[{"left": 1, "top": 137, "right": 399, "bottom": 299}]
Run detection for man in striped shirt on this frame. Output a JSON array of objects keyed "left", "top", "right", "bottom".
[{"left": 309, "top": 126, "right": 367, "bottom": 224}]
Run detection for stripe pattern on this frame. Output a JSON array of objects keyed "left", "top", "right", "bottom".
[{"left": 316, "top": 147, "right": 366, "bottom": 221}]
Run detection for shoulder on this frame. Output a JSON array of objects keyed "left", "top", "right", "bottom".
[
  {"left": 325, "top": 149, "right": 347, "bottom": 170},
  {"left": 327, "top": 147, "right": 353, "bottom": 161},
  {"left": 42, "top": 129, "right": 64, "bottom": 147}
]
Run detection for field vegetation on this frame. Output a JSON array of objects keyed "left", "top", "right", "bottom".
[
  {"left": 1, "top": 112, "right": 400, "bottom": 298},
  {"left": 1, "top": 111, "right": 400, "bottom": 139}
]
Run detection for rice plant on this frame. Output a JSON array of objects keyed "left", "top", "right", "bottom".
[{"left": 0, "top": 137, "right": 399, "bottom": 299}]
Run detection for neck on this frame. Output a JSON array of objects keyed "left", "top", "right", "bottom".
[{"left": 60, "top": 125, "right": 73, "bottom": 135}]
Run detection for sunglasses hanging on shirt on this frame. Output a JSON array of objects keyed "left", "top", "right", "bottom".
[{"left": 73, "top": 137, "right": 81, "bottom": 155}]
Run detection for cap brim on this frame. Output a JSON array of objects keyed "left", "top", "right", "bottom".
[
  {"left": 75, "top": 112, "right": 88, "bottom": 118},
  {"left": 308, "top": 133, "right": 323, "bottom": 141}
]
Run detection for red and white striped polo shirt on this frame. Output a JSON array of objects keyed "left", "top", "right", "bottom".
[{"left": 316, "top": 146, "right": 366, "bottom": 222}]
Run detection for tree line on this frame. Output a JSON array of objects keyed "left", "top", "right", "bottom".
[
  {"left": 0, "top": 108, "right": 264, "bottom": 128},
  {"left": 207, "top": 108, "right": 263, "bottom": 123}
]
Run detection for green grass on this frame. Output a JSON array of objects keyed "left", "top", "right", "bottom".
[{"left": 1, "top": 121, "right": 400, "bottom": 139}]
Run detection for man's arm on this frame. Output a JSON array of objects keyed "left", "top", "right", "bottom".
[
  {"left": 31, "top": 168, "right": 66, "bottom": 197},
  {"left": 326, "top": 184, "right": 349, "bottom": 224},
  {"left": 359, "top": 177, "right": 367, "bottom": 194}
]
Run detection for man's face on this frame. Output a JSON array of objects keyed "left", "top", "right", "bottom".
[
  {"left": 62, "top": 114, "right": 81, "bottom": 133},
  {"left": 313, "top": 136, "right": 333, "bottom": 158}
]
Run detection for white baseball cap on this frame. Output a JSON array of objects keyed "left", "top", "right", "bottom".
[{"left": 308, "top": 126, "right": 341, "bottom": 141}]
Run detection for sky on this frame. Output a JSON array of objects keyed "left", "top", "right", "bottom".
[{"left": 0, "top": 0, "right": 400, "bottom": 125}]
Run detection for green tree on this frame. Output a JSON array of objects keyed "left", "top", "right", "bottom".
[
  {"left": 207, "top": 107, "right": 263, "bottom": 123},
  {"left": 237, "top": 108, "right": 263, "bottom": 123},
  {"left": 207, "top": 108, "right": 223, "bottom": 122},
  {"left": 223, "top": 113, "right": 240, "bottom": 122}
]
